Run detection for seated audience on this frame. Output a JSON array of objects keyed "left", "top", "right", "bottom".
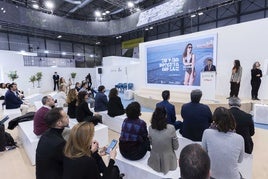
[
  {"left": 0, "top": 83, "right": 7, "bottom": 100},
  {"left": 119, "top": 102, "right": 150, "bottom": 160},
  {"left": 107, "top": 88, "right": 125, "bottom": 117},
  {"left": 180, "top": 89, "right": 212, "bottom": 141},
  {"left": 56, "top": 84, "right": 67, "bottom": 107},
  {"left": 79, "top": 82, "right": 89, "bottom": 93},
  {"left": 76, "top": 91, "right": 93, "bottom": 122},
  {"left": 148, "top": 107, "right": 179, "bottom": 174},
  {"left": 94, "top": 85, "right": 108, "bottom": 112},
  {"left": 36, "top": 107, "right": 69, "bottom": 179},
  {"left": 63, "top": 122, "right": 121, "bottom": 179},
  {"left": 74, "top": 82, "right": 81, "bottom": 92},
  {"left": 4, "top": 83, "right": 28, "bottom": 114},
  {"left": 33, "top": 95, "right": 55, "bottom": 135},
  {"left": 202, "top": 107, "right": 244, "bottom": 179},
  {"left": 179, "top": 144, "right": 211, "bottom": 179},
  {"left": 156, "top": 90, "right": 182, "bottom": 130},
  {"left": 229, "top": 97, "right": 255, "bottom": 154},
  {"left": 66, "top": 89, "right": 78, "bottom": 119}
]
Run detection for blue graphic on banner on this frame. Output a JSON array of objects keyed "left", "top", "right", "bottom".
[{"left": 147, "top": 35, "right": 216, "bottom": 86}]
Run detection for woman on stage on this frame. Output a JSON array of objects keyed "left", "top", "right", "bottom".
[
  {"left": 228, "top": 59, "right": 242, "bottom": 98},
  {"left": 251, "top": 61, "right": 262, "bottom": 100},
  {"left": 182, "top": 43, "right": 195, "bottom": 85}
]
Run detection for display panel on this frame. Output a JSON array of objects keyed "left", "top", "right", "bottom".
[{"left": 146, "top": 34, "right": 217, "bottom": 86}]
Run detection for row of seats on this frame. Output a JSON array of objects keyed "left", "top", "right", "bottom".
[{"left": 115, "top": 83, "right": 134, "bottom": 92}]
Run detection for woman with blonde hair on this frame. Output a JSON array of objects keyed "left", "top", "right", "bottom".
[
  {"left": 63, "top": 122, "right": 120, "bottom": 179},
  {"left": 66, "top": 88, "right": 78, "bottom": 118}
]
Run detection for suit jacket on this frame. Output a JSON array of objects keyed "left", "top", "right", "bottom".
[
  {"left": 156, "top": 100, "right": 176, "bottom": 124},
  {"left": 181, "top": 102, "right": 212, "bottom": 141},
  {"left": 36, "top": 128, "right": 65, "bottom": 179},
  {"left": 53, "top": 74, "right": 59, "bottom": 82},
  {"left": 229, "top": 107, "right": 255, "bottom": 154},
  {"left": 107, "top": 96, "right": 125, "bottom": 117},
  {"left": 204, "top": 64, "right": 216, "bottom": 71},
  {"left": 4, "top": 90, "right": 23, "bottom": 109},
  {"left": 94, "top": 92, "right": 108, "bottom": 112}
]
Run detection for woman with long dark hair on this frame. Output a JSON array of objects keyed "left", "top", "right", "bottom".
[
  {"left": 107, "top": 88, "right": 125, "bottom": 117},
  {"left": 182, "top": 43, "right": 195, "bottom": 85},
  {"left": 229, "top": 59, "right": 242, "bottom": 98},
  {"left": 251, "top": 61, "right": 262, "bottom": 100}
]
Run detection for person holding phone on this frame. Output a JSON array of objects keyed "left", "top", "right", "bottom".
[{"left": 63, "top": 122, "right": 121, "bottom": 179}]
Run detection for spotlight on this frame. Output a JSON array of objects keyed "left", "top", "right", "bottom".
[
  {"left": 62, "top": 52, "right": 66, "bottom": 55},
  {"left": 190, "top": 14, "right": 196, "bottom": 18},
  {"left": 45, "top": 1, "right": 54, "bottom": 9},
  {"left": 105, "top": 10, "right": 110, "bottom": 14},
  {"left": 95, "top": 10, "right": 101, "bottom": 17},
  {"left": 57, "top": 35, "right": 62, "bottom": 38},
  {"left": 33, "top": 4, "right": 39, "bottom": 9},
  {"left": 198, "top": 12, "right": 204, "bottom": 16},
  {"left": 127, "top": 2, "right": 134, "bottom": 8}
]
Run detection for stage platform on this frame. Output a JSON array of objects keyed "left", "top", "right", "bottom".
[{"left": 134, "top": 88, "right": 267, "bottom": 114}]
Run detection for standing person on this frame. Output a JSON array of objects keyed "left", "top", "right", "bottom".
[
  {"left": 251, "top": 61, "right": 262, "bottom": 100},
  {"left": 36, "top": 107, "right": 69, "bottom": 179},
  {"left": 228, "top": 59, "right": 242, "bottom": 98},
  {"left": 107, "top": 88, "right": 125, "bottom": 117},
  {"left": 156, "top": 90, "right": 181, "bottom": 130},
  {"left": 63, "top": 122, "right": 121, "bottom": 179},
  {"left": 147, "top": 107, "right": 178, "bottom": 174},
  {"left": 229, "top": 97, "right": 255, "bottom": 154},
  {"left": 94, "top": 85, "right": 108, "bottom": 112},
  {"left": 202, "top": 107, "right": 244, "bottom": 179},
  {"left": 53, "top": 72, "right": 60, "bottom": 91},
  {"left": 182, "top": 43, "right": 195, "bottom": 85},
  {"left": 119, "top": 102, "right": 150, "bottom": 160},
  {"left": 86, "top": 73, "right": 92, "bottom": 90},
  {"left": 203, "top": 58, "right": 216, "bottom": 72}
]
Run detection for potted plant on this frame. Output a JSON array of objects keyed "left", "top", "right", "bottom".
[
  {"left": 29, "top": 75, "right": 36, "bottom": 88},
  {"left": 36, "top": 72, "right": 43, "bottom": 88},
  {"left": 71, "top": 72, "right": 77, "bottom": 83},
  {"left": 8, "top": 71, "right": 19, "bottom": 82}
]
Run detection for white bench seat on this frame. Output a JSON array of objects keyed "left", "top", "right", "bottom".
[{"left": 99, "top": 111, "right": 125, "bottom": 133}]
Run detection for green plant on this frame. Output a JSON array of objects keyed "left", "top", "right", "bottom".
[
  {"left": 8, "top": 71, "right": 19, "bottom": 81},
  {"left": 29, "top": 75, "right": 36, "bottom": 87},
  {"left": 71, "top": 72, "right": 77, "bottom": 79},
  {"left": 36, "top": 72, "right": 43, "bottom": 88}
]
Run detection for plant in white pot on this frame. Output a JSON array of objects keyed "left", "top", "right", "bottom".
[
  {"left": 29, "top": 75, "right": 37, "bottom": 88},
  {"left": 71, "top": 72, "right": 77, "bottom": 83},
  {"left": 36, "top": 72, "right": 43, "bottom": 88},
  {"left": 8, "top": 71, "right": 19, "bottom": 82}
]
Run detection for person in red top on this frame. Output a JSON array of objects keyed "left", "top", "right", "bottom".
[{"left": 33, "top": 95, "right": 55, "bottom": 135}]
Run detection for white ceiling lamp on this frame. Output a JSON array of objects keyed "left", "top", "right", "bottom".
[
  {"left": 44, "top": 50, "right": 49, "bottom": 54},
  {"left": 127, "top": 2, "right": 134, "bottom": 8},
  {"left": 95, "top": 10, "right": 101, "bottom": 17},
  {"left": 102, "top": 12, "right": 106, "bottom": 16},
  {"left": 45, "top": 1, "right": 55, "bottom": 10},
  {"left": 190, "top": 14, "right": 196, "bottom": 18},
  {"left": 198, "top": 12, "right": 204, "bottom": 16},
  {"left": 57, "top": 35, "right": 62, "bottom": 38},
  {"left": 62, "top": 52, "right": 66, "bottom": 55},
  {"left": 105, "top": 10, "right": 110, "bottom": 14},
  {"left": 32, "top": 4, "right": 39, "bottom": 9}
]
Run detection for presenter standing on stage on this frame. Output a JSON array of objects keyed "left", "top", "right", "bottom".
[
  {"left": 251, "top": 61, "right": 262, "bottom": 100},
  {"left": 182, "top": 43, "right": 195, "bottom": 85},
  {"left": 53, "top": 72, "right": 60, "bottom": 91},
  {"left": 204, "top": 58, "right": 216, "bottom": 72},
  {"left": 228, "top": 59, "right": 242, "bottom": 99}
]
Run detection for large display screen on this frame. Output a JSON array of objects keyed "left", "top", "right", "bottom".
[{"left": 146, "top": 34, "right": 217, "bottom": 86}]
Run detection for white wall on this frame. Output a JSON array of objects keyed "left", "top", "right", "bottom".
[
  {"left": 137, "top": 17, "right": 268, "bottom": 99},
  {"left": 0, "top": 50, "right": 96, "bottom": 95}
]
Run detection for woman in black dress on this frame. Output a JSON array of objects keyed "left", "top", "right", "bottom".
[{"left": 251, "top": 61, "right": 262, "bottom": 100}]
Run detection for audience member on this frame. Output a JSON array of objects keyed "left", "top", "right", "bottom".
[
  {"left": 63, "top": 122, "right": 121, "bottom": 179},
  {"left": 66, "top": 89, "right": 78, "bottom": 119},
  {"left": 0, "top": 83, "right": 7, "bottom": 100},
  {"left": 76, "top": 91, "right": 93, "bottom": 122},
  {"left": 56, "top": 84, "right": 67, "bottom": 107},
  {"left": 85, "top": 73, "right": 92, "bottom": 89},
  {"left": 53, "top": 72, "right": 60, "bottom": 91},
  {"left": 94, "top": 85, "right": 108, "bottom": 112},
  {"left": 156, "top": 90, "right": 182, "bottom": 130},
  {"left": 4, "top": 83, "right": 29, "bottom": 114},
  {"left": 36, "top": 107, "right": 69, "bottom": 179},
  {"left": 202, "top": 107, "right": 244, "bottom": 179},
  {"left": 107, "top": 88, "right": 125, "bottom": 117},
  {"left": 33, "top": 95, "right": 55, "bottom": 135},
  {"left": 229, "top": 97, "right": 255, "bottom": 154},
  {"left": 119, "top": 102, "right": 150, "bottom": 160},
  {"left": 180, "top": 89, "right": 212, "bottom": 141},
  {"left": 75, "top": 82, "right": 81, "bottom": 92},
  {"left": 79, "top": 82, "right": 89, "bottom": 93},
  {"left": 179, "top": 144, "right": 211, "bottom": 179},
  {"left": 148, "top": 107, "right": 178, "bottom": 174}
]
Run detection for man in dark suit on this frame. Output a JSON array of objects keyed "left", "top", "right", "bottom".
[
  {"left": 156, "top": 90, "right": 182, "bottom": 130},
  {"left": 229, "top": 97, "right": 255, "bottom": 154},
  {"left": 204, "top": 58, "right": 216, "bottom": 72},
  {"left": 53, "top": 72, "right": 60, "bottom": 91},
  {"left": 4, "top": 83, "right": 23, "bottom": 109},
  {"left": 180, "top": 89, "right": 212, "bottom": 141}
]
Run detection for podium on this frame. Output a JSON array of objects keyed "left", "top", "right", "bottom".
[{"left": 200, "top": 72, "right": 216, "bottom": 100}]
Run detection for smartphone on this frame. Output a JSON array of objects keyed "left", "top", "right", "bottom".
[{"left": 105, "top": 139, "right": 118, "bottom": 154}]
